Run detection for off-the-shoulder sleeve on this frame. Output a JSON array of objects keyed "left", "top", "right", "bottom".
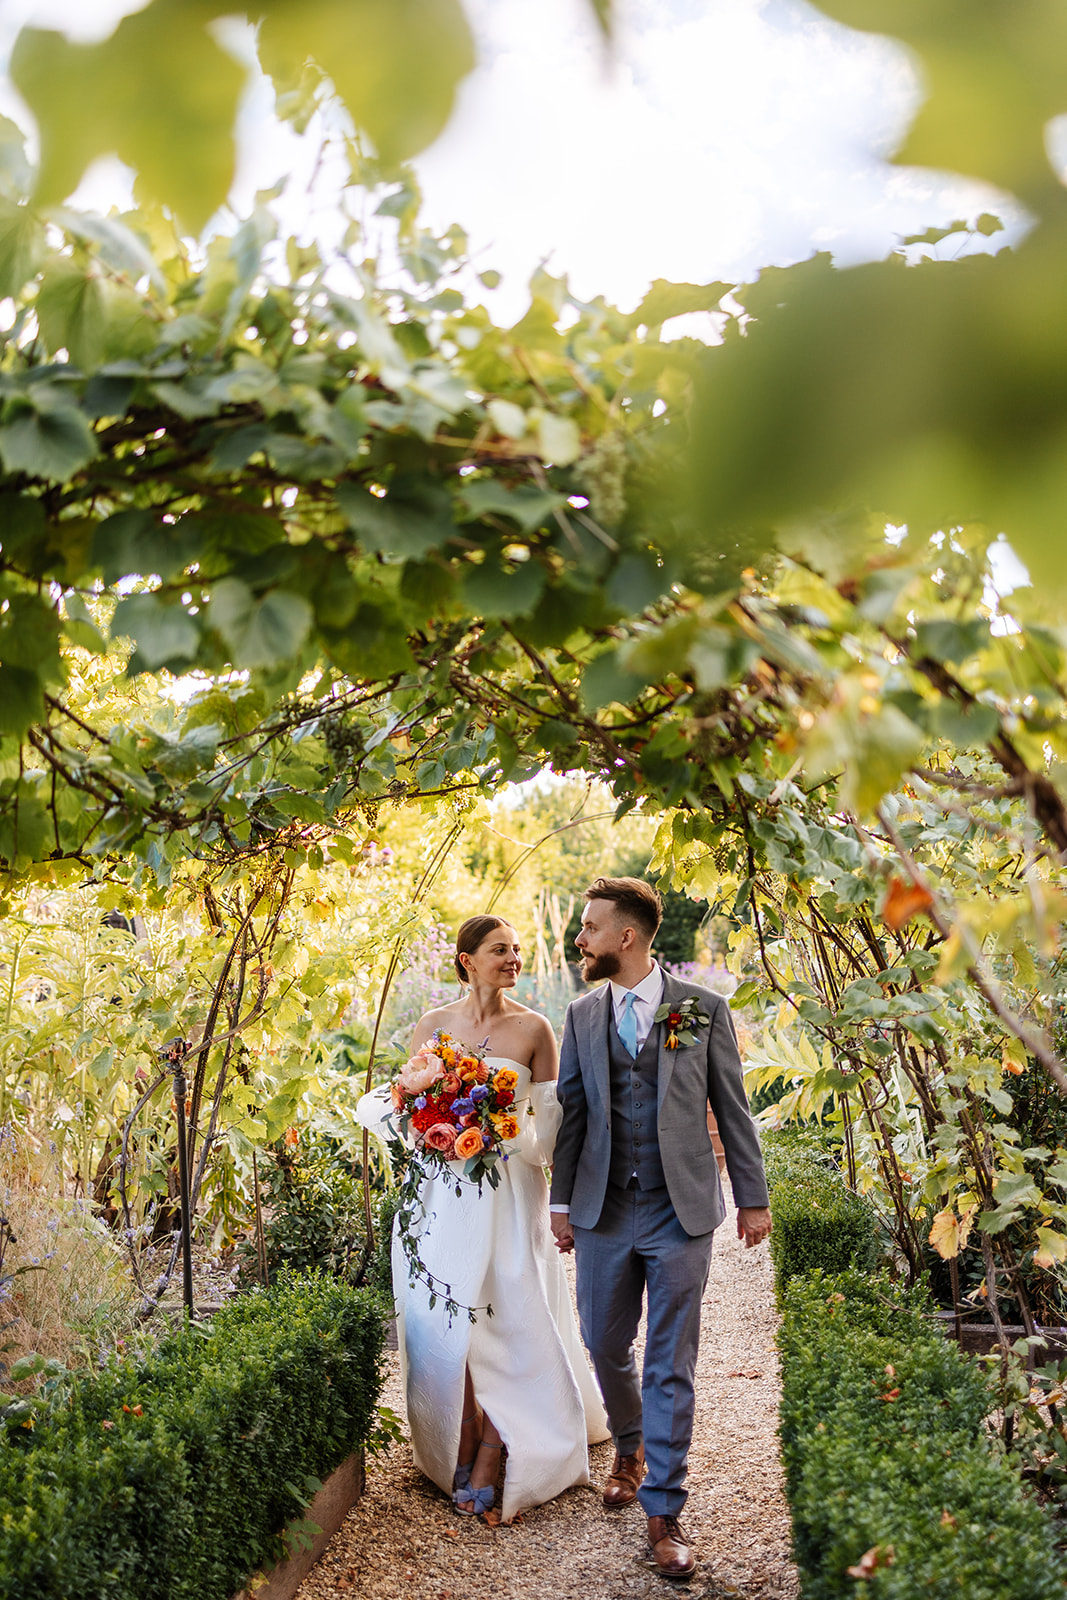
[
  {"left": 354, "top": 1084, "right": 398, "bottom": 1138},
  {"left": 513, "top": 1080, "right": 563, "bottom": 1168}
]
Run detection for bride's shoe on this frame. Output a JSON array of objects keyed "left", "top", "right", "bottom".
[
  {"left": 452, "top": 1410, "right": 483, "bottom": 1499},
  {"left": 454, "top": 1441, "right": 504, "bottom": 1517}
]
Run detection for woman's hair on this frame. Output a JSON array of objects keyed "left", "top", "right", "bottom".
[
  {"left": 454, "top": 914, "right": 510, "bottom": 983},
  {"left": 583, "top": 875, "right": 663, "bottom": 941}
]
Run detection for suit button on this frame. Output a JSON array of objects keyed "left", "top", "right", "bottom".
[
  {"left": 634, "top": 1101, "right": 642, "bottom": 1109},
  {"left": 635, "top": 1121, "right": 641, "bottom": 1129}
]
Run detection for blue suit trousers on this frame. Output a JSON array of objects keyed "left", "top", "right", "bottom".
[{"left": 573, "top": 1181, "right": 714, "bottom": 1518}]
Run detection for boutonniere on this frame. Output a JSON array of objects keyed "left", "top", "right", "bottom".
[{"left": 654, "top": 995, "right": 710, "bottom": 1050}]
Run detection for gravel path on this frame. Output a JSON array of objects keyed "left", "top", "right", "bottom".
[{"left": 298, "top": 1182, "right": 798, "bottom": 1600}]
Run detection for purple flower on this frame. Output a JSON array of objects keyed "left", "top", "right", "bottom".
[
  {"left": 453, "top": 1096, "right": 474, "bottom": 1116},
  {"left": 470, "top": 1085, "right": 489, "bottom": 1103},
  {"left": 414, "top": 1095, "right": 427, "bottom": 1109}
]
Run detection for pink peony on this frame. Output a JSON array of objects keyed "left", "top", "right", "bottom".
[
  {"left": 399, "top": 1050, "right": 445, "bottom": 1094},
  {"left": 423, "top": 1123, "right": 457, "bottom": 1155}
]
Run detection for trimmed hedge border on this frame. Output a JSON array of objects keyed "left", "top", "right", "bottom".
[
  {"left": 763, "top": 1127, "right": 877, "bottom": 1295},
  {"left": 0, "top": 1273, "right": 387, "bottom": 1600},
  {"left": 779, "top": 1270, "right": 1065, "bottom": 1599}
]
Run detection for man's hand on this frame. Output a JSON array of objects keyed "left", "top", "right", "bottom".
[
  {"left": 550, "top": 1212, "right": 575, "bottom": 1254},
  {"left": 737, "top": 1206, "right": 772, "bottom": 1249}
]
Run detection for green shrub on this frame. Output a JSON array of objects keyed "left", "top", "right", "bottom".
[
  {"left": 369, "top": 1187, "right": 400, "bottom": 1301},
  {"left": 763, "top": 1127, "right": 877, "bottom": 1294},
  {"left": 244, "top": 1131, "right": 369, "bottom": 1285},
  {"left": 0, "top": 1273, "right": 387, "bottom": 1600},
  {"left": 779, "top": 1270, "right": 1065, "bottom": 1599}
]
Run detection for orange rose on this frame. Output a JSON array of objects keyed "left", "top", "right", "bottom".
[
  {"left": 472, "top": 1060, "right": 490, "bottom": 1084},
  {"left": 492, "top": 1068, "right": 518, "bottom": 1092},
  {"left": 490, "top": 1113, "right": 519, "bottom": 1141},
  {"left": 390, "top": 1081, "right": 406, "bottom": 1112},
  {"left": 454, "top": 1127, "right": 485, "bottom": 1160}
]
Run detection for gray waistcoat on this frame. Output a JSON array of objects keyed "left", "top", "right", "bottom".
[{"left": 607, "top": 1014, "right": 666, "bottom": 1190}]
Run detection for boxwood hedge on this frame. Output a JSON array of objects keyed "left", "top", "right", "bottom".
[
  {"left": 0, "top": 1273, "right": 387, "bottom": 1600},
  {"left": 763, "top": 1128, "right": 877, "bottom": 1295},
  {"left": 779, "top": 1270, "right": 1065, "bottom": 1599}
]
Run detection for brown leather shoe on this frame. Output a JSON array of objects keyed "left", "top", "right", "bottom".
[
  {"left": 602, "top": 1444, "right": 646, "bottom": 1507},
  {"left": 647, "top": 1515, "right": 697, "bottom": 1579}
]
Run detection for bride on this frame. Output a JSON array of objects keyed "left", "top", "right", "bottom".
[{"left": 359, "top": 913, "right": 608, "bottom": 1522}]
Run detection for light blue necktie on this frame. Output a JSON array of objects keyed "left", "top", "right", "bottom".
[{"left": 618, "top": 990, "right": 639, "bottom": 1058}]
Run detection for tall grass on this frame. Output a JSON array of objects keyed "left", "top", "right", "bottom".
[{"left": 0, "top": 1130, "right": 138, "bottom": 1371}]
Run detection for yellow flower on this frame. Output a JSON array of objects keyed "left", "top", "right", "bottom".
[
  {"left": 492, "top": 1068, "right": 518, "bottom": 1091},
  {"left": 491, "top": 1112, "right": 520, "bottom": 1141}
]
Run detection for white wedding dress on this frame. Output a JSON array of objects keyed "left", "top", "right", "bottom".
[{"left": 357, "top": 1059, "right": 609, "bottom": 1522}]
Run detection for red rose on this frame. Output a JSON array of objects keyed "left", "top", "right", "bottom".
[
  {"left": 495, "top": 1089, "right": 515, "bottom": 1108},
  {"left": 668, "top": 1013, "right": 682, "bottom": 1026}
]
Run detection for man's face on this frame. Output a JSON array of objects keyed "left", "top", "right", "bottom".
[{"left": 575, "top": 898, "right": 625, "bottom": 982}]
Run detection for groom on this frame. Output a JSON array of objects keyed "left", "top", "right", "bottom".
[{"left": 550, "top": 877, "right": 771, "bottom": 1580}]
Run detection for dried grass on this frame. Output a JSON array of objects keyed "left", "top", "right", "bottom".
[{"left": 0, "top": 1134, "right": 138, "bottom": 1371}]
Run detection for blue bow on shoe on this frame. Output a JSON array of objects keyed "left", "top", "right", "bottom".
[{"left": 454, "top": 1483, "right": 495, "bottom": 1515}]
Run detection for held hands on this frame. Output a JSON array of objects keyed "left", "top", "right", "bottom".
[
  {"left": 550, "top": 1212, "right": 575, "bottom": 1254},
  {"left": 737, "top": 1206, "right": 772, "bottom": 1249}
]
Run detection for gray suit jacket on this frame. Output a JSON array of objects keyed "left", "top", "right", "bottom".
[{"left": 549, "top": 972, "right": 769, "bottom": 1237}]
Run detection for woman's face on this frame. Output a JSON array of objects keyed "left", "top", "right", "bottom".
[{"left": 463, "top": 924, "right": 522, "bottom": 987}]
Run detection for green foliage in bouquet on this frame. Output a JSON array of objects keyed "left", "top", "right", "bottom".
[
  {"left": 778, "top": 1270, "right": 1065, "bottom": 1599},
  {"left": 0, "top": 1272, "right": 386, "bottom": 1600}
]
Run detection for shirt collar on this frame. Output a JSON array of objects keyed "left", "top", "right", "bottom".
[{"left": 609, "top": 961, "right": 663, "bottom": 1007}]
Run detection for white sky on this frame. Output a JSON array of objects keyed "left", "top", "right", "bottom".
[{"left": 0, "top": 0, "right": 1022, "bottom": 316}]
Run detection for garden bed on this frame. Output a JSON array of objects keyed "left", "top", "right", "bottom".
[
  {"left": 233, "top": 1453, "right": 366, "bottom": 1600},
  {"left": 778, "top": 1269, "right": 1065, "bottom": 1598},
  {"left": 0, "top": 1274, "right": 387, "bottom": 1600}
]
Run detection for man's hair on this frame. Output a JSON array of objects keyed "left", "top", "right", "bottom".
[{"left": 584, "top": 876, "right": 663, "bottom": 941}]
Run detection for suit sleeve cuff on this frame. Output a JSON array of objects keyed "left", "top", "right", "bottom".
[{"left": 549, "top": 1204, "right": 570, "bottom": 1214}]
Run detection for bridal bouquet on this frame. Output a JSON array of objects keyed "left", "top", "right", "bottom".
[{"left": 389, "top": 1030, "right": 520, "bottom": 1189}]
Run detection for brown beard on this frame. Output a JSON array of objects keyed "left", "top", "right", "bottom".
[{"left": 580, "top": 950, "right": 620, "bottom": 982}]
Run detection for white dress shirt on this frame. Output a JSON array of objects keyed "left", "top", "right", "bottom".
[{"left": 550, "top": 962, "right": 664, "bottom": 1214}]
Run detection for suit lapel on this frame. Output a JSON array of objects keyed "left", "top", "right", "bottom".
[
  {"left": 583, "top": 983, "right": 613, "bottom": 1108},
  {"left": 656, "top": 971, "right": 689, "bottom": 1113}
]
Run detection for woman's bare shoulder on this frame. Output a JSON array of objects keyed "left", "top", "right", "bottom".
[
  {"left": 410, "top": 1001, "right": 466, "bottom": 1048},
  {"left": 507, "top": 1007, "right": 559, "bottom": 1080},
  {"left": 512, "top": 1006, "right": 556, "bottom": 1038}
]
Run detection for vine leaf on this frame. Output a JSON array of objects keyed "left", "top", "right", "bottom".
[
  {"left": 817, "top": 0, "right": 1067, "bottom": 201},
  {"left": 0, "top": 197, "right": 44, "bottom": 299},
  {"left": 111, "top": 594, "right": 200, "bottom": 671},
  {"left": 0, "top": 398, "right": 98, "bottom": 481},
  {"left": 882, "top": 874, "right": 933, "bottom": 932},
  {"left": 12, "top": 4, "right": 245, "bottom": 233},
  {"left": 254, "top": 0, "right": 476, "bottom": 167},
  {"left": 209, "top": 581, "right": 313, "bottom": 670}
]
